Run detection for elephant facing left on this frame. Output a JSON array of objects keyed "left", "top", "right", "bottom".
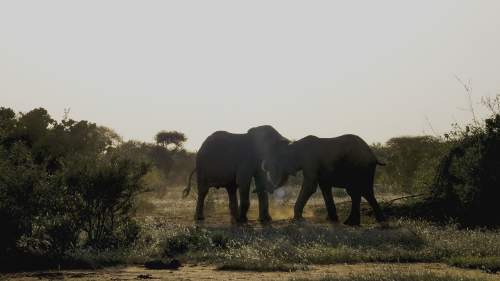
[
  {"left": 261, "top": 134, "right": 386, "bottom": 226},
  {"left": 183, "top": 125, "right": 290, "bottom": 223}
]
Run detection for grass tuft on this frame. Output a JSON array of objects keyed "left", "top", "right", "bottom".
[
  {"left": 218, "top": 259, "right": 307, "bottom": 272},
  {"left": 290, "top": 269, "right": 487, "bottom": 281},
  {"left": 447, "top": 256, "right": 500, "bottom": 273}
]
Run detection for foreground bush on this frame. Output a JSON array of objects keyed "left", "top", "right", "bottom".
[
  {"left": 429, "top": 114, "right": 500, "bottom": 227},
  {"left": 0, "top": 107, "right": 149, "bottom": 268}
]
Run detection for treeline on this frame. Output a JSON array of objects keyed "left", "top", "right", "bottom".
[
  {"left": 0, "top": 107, "right": 193, "bottom": 268},
  {"left": 372, "top": 136, "right": 450, "bottom": 194}
]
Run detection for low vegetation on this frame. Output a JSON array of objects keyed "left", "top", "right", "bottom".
[
  {"left": 447, "top": 256, "right": 500, "bottom": 273},
  {"left": 291, "top": 270, "right": 487, "bottom": 281}
]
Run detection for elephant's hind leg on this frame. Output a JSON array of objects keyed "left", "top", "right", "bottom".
[
  {"left": 344, "top": 190, "right": 361, "bottom": 226},
  {"left": 319, "top": 183, "right": 339, "bottom": 222},
  {"left": 195, "top": 184, "right": 209, "bottom": 221},
  {"left": 363, "top": 190, "right": 385, "bottom": 222}
]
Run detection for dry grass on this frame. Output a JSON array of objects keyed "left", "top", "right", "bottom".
[{"left": 117, "top": 186, "right": 500, "bottom": 274}]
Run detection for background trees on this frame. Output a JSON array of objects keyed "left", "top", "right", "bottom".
[
  {"left": 372, "top": 136, "right": 449, "bottom": 194},
  {"left": 155, "top": 130, "right": 187, "bottom": 151}
]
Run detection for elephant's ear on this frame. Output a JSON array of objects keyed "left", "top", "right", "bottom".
[{"left": 248, "top": 125, "right": 289, "bottom": 158}]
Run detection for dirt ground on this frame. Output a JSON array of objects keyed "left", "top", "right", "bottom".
[
  {"left": 4, "top": 263, "right": 500, "bottom": 281},
  {"left": 140, "top": 185, "right": 401, "bottom": 225}
]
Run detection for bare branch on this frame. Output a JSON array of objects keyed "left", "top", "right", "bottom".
[{"left": 453, "top": 74, "right": 478, "bottom": 125}]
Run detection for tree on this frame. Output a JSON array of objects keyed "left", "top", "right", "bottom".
[
  {"left": 372, "top": 136, "right": 448, "bottom": 193},
  {"left": 155, "top": 130, "right": 187, "bottom": 151}
]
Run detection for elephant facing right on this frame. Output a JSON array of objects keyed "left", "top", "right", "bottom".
[{"left": 261, "top": 134, "right": 386, "bottom": 226}]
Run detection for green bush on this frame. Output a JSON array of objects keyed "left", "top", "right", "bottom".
[
  {"left": 0, "top": 107, "right": 149, "bottom": 264},
  {"left": 430, "top": 114, "right": 500, "bottom": 226},
  {"left": 371, "top": 136, "right": 449, "bottom": 194}
]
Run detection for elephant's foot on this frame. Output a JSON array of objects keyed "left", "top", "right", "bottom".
[
  {"left": 237, "top": 216, "right": 248, "bottom": 224},
  {"left": 375, "top": 214, "right": 386, "bottom": 223},
  {"left": 292, "top": 215, "right": 306, "bottom": 223},
  {"left": 194, "top": 214, "right": 205, "bottom": 221},
  {"left": 343, "top": 217, "right": 360, "bottom": 226},
  {"left": 258, "top": 214, "right": 273, "bottom": 223},
  {"left": 326, "top": 215, "right": 339, "bottom": 223}
]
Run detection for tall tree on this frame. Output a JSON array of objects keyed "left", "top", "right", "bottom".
[{"left": 155, "top": 130, "right": 187, "bottom": 151}]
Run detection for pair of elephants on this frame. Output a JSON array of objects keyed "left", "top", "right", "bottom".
[{"left": 182, "top": 125, "right": 386, "bottom": 226}]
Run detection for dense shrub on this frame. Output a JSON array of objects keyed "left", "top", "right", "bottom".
[
  {"left": 0, "top": 107, "right": 150, "bottom": 262},
  {"left": 429, "top": 114, "right": 500, "bottom": 226}
]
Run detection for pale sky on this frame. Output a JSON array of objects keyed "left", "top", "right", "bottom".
[{"left": 1, "top": 1, "right": 499, "bottom": 150}]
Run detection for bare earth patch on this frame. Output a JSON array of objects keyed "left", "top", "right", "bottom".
[{"left": 4, "top": 263, "right": 500, "bottom": 281}]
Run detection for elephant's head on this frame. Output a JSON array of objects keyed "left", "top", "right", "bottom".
[
  {"left": 247, "top": 125, "right": 290, "bottom": 157},
  {"left": 261, "top": 144, "right": 298, "bottom": 192},
  {"left": 247, "top": 125, "right": 292, "bottom": 191}
]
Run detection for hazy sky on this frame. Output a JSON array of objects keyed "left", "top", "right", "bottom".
[{"left": 1, "top": 1, "right": 499, "bottom": 150}]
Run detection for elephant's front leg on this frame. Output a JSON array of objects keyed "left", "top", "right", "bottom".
[
  {"left": 319, "top": 184, "right": 339, "bottom": 222},
  {"left": 238, "top": 186, "right": 250, "bottom": 223},
  {"left": 294, "top": 175, "right": 317, "bottom": 221},
  {"left": 255, "top": 173, "right": 272, "bottom": 222},
  {"left": 226, "top": 186, "right": 239, "bottom": 224},
  {"left": 257, "top": 192, "right": 272, "bottom": 223},
  {"left": 237, "top": 173, "right": 252, "bottom": 223}
]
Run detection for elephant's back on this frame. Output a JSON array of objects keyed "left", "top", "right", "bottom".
[
  {"left": 330, "top": 134, "right": 377, "bottom": 165},
  {"left": 317, "top": 135, "right": 377, "bottom": 167},
  {"left": 196, "top": 131, "right": 254, "bottom": 184},
  {"left": 198, "top": 131, "right": 248, "bottom": 155}
]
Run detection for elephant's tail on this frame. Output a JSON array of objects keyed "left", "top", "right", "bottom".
[{"left": 182, "top": 168, "right": 197, "bottom": 198}]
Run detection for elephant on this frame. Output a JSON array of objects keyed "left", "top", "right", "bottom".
[
  {"left": 182, "top": 125, "right": 290, "bottom": 223},
  {"left": 261, "top": 134, "right": 386, "bottom": 226}
]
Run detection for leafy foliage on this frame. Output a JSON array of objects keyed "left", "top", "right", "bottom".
[
  {"left": 429, "top": 113, "right": 500, "bottom": 226},
  {"left": 155, "top": 130, "right": 187, "bottom": 151},
  {"left": 371, "top": 136, "right": 449, "bottom": 194},
  {"left": 0, "top": 107, "right": 149, "bottom": 263}
]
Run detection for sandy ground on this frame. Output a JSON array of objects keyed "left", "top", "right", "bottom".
[{"left": 4, "top": 263, "right": 500, "bottom": 281}]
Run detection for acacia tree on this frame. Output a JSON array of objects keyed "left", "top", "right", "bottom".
[{"left": 155, "top": 130, "right": 187, "bottom": 151}]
